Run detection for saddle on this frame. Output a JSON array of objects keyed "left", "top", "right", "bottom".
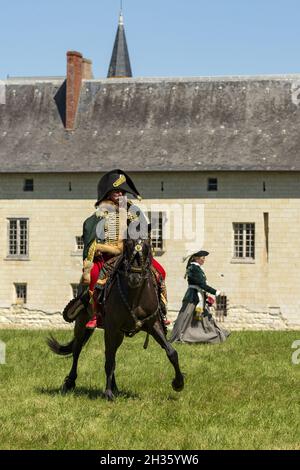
[{"left": 93, "top": 254, "right": 123, "bottom": 310}]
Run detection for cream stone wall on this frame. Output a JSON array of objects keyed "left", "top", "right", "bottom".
[{"left": 0, "top": 171, "right": 299, "bottom": 329}]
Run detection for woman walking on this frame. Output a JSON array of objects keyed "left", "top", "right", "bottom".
[{"left": 170, "top": 251, "right": 229, "bottom": 344}]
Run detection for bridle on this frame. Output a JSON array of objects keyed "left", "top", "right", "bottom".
[
  {"left": 124, "top": 239, "right": 149, "bottom": 278},
  {"left": 117, "top": 239, "right": 160, "bottom": 336}
]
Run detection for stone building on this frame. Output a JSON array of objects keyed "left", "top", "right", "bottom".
[{"left": 0, "top": 14, "right": 300, "bottom": 330}]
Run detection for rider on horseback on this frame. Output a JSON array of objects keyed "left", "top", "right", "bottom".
[{"left": 65, "top": 170, "right": 169, "bottom": 329}]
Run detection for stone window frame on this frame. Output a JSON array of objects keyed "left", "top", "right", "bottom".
[
  {"left": 232, "top": 222, "right": 255, "bottom": 263},
  {"left": 14, "top": 283, "right": 27, "bottom": 304},
  {"left": 75, "top": 235, "right": 84, "bottom": 251},
  {"left": 6, "top": 218, "right": 29, "bottom": 260},
  {"left": 71, "top": 235, "right": 84, "bottom": 257},
  {"left": 216, "top": 294, "right": 228, "bottom": 318},
  {"left": 147, "top": 211, "right": 166, "bottom": 256}
]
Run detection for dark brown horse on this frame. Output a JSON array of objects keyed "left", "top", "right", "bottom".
[{"left": 48, "top": 237, "right": 184, "bottom": 400}]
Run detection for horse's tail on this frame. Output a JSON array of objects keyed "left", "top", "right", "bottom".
[{"left": 47, "top": 329, "right": 93, "bottom": 357}]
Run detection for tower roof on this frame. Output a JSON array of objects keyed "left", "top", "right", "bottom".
[{"left": 107, "top": 12, "right": 132, "bottom": 78}]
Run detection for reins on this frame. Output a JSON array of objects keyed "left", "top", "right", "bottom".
[
  {"left": 116, "top": 271, "right": 160, "bottom": 337},
  {"left": 116, "top": 241, "right": 160, "bottom": 337}
]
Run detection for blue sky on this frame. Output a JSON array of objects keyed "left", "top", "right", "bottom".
[{"left": 0, "top": 0, "right": 300, "bottom": 79}]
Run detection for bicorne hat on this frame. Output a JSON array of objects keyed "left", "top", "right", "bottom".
[
  {"left": 95, "top": 169, "right": 141, "bottom": 206},
  {"left": 192, "top": 250, "right": 209, "bottom": 258},
  {"left": 183, "top": 250, "right": 210, "bottom": 269},
  {"left": 183, "top": 250, "right": 209, "bottom": 262}
]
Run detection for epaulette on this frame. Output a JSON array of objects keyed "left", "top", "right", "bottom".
[{"left": 95, "top": 200, "right": 117, "bottom": 218}]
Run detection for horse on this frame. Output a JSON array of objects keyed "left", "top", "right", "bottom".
[{"left": 47, "top": 237, "right": 184, "bottom": 400}]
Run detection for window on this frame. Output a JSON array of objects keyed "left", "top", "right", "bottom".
[
  {"left": 233, "top": 223, "right": 255, "bottom": 259},
  {"left": 76, "top": 236, "right": 84, "bottom": 251},
  {"left": 15, "top": 283, "right": 27, "bottom": 304},
  {"left": 208, "top": 178, "right": 218, "bottom": 191},
  {"left": 147, "top": 212, "right": 165, "bottom": 254},
  {"left": 71, "top": 284, "right": 80, "bottom": 299},
  {"left": 216, "top": 294, "right": 228, "bottom": 319},
  {"left": 8, "top": 219, "right": 29, "bottom": 257},
  {"left": 23, "top": 179, "right": 34, "bottom": 192},
  {"left": 264, "top": 213, "right": 269, "bottom": 262}
]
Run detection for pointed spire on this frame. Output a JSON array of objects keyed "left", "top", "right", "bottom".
[
  {"left": 107, "top": 9, "right": 132, "bottom": 78},
  {"left": 119, "top": 1, "right": 124, "bottom": 25}
]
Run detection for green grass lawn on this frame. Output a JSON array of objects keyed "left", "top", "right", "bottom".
[{"left": 0, "top": 329, "right": 299, "bottom": 450}]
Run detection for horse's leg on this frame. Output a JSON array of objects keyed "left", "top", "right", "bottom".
[
  {"left": 104, "top": 329, "right": 124, "bottom": 401},
  {"left": 147, "top": 321, "right": 184, "bottom": 392},
  {"left": 61, "top": 317, "right": 94, "bottom": 394},
  {"left": 111, "top": 374, "right": 118, "bottom": 395}
]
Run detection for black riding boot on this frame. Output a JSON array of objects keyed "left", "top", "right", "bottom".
[{"left": 159, "top": 300, "right": 169, "bottom": 336}]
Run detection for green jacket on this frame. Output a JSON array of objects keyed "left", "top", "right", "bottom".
[
  {"left": 82, "top": 213, "right": 99, "bottom": 260},
  {"left": 182, "top": 263, "right": 217, "bottom": 305},
  {"left": 82, "top": 203, "right": 148, "bottom": 261}
]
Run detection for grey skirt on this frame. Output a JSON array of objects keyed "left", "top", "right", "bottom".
[{"left": 169, "top": 302, "right": 230, "bottom": 344}]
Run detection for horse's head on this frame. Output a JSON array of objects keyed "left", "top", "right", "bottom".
[{"left": 123, "top": 237, "right": 152, "bottom": 288}]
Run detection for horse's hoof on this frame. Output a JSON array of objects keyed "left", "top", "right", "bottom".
[
  {"left": 61, "top": 379, "right": 76, "bottom": 395},
  {"left": 172, "top": 378, "right": 184, "bottom": 392},
  {"left": 104, "top": 390, "right": 115, "bottom": 401}
]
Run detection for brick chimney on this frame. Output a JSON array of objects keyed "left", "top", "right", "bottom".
[
  {"left": 66, "top": 52, "right": 94, "bottom": 130},
  {"left": 82, "top": 58, "right": 94, "bottom": 80},
  {"left": 66, "top": 51, "right": 83, "bottom": 130}
]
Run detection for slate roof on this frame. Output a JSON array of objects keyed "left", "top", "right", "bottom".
[{"left": 1, "top": 74, "right": 300, "bottom": 173}]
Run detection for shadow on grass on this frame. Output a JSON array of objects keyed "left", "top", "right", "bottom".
[
  {"left": 166, "top": 394, "right": 182, "bottom": 401},
  {"left": 36, "top": 386, "right": 140, "bottom": 401}
]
